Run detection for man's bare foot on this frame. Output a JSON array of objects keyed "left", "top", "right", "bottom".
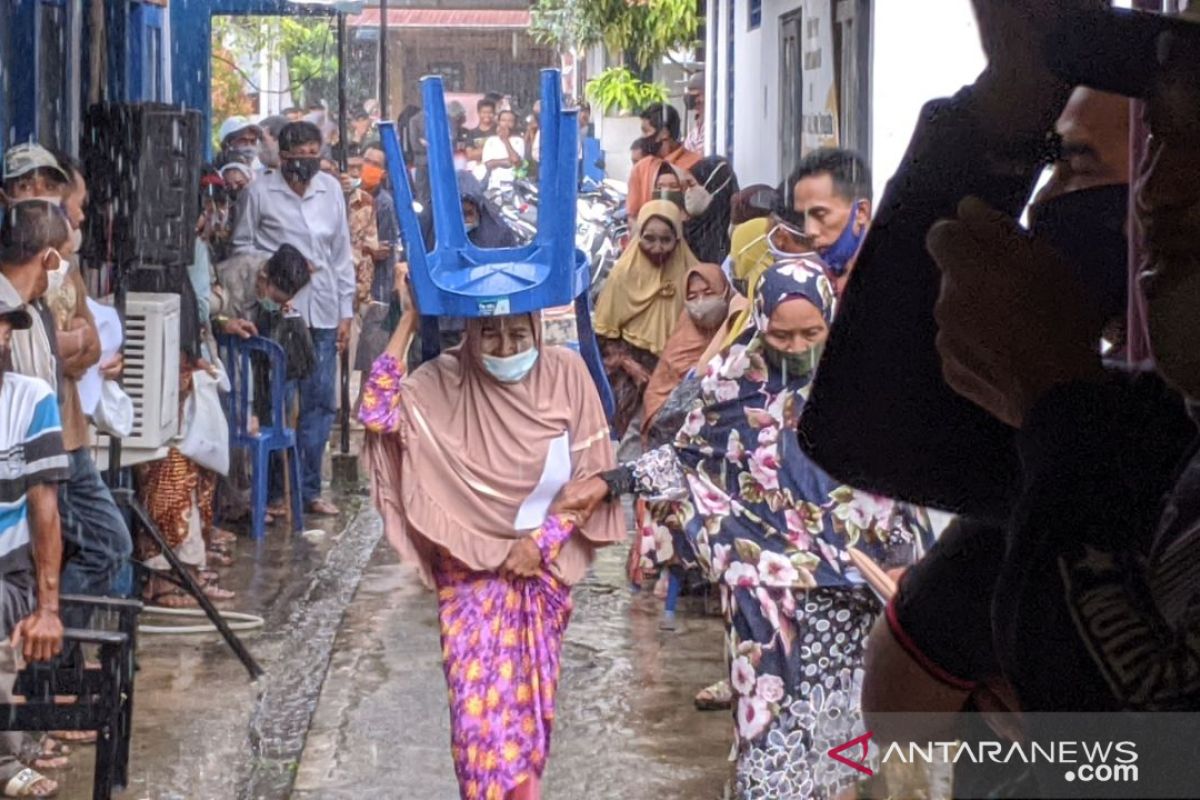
[{"left": 307, "top": 498, "right": 340, "bottom": 517}]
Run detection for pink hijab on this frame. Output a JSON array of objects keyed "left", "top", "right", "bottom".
[{"left": 364, "top": 313, "right": 625, "bottom": 587}]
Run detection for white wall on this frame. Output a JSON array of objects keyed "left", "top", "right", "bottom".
[
  {"left": 713, "top": 0, "right": 987, "bottom": 196},
  {"left": 869, "top": 1, "right": 985, "bottom": 205}
]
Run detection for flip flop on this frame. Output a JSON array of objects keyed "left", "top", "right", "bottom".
[
  {"left": 3, "top": 767, "right": 58, "bottom": 797},
  {"left": 694, "top": 679, "right": 733, "bottom": 711}
]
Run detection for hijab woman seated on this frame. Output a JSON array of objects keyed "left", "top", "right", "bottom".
[
  {"left": 559, "top": 264, "right": 932, "bottom": 800},
  {"left": 593, "top": 199, "right": 698, "bottom": 437},
  {"left": 360, "top": 288, "right": 624, "bottom": 800}
]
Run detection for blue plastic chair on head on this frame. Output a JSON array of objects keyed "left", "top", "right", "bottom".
[
  {"left": 582, "top": 137, "right": 605, "bottom": 184},
  {"left": 377, "top": 69, "right": 616, "bottom": 424},
  {"left": 218, "top": 334, "right": 303, "bottom": 541}
]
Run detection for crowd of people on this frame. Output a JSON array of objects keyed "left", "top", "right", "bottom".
[
  {"left": 357, "top": 1, "right": 1200, "bottom": 800},
  {"left": 0, "top": 1, "right": 1195, "bottom": 797}
]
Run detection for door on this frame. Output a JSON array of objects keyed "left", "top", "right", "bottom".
[{"left": 779, "top": 10, "right": 804, "bottom": 181}]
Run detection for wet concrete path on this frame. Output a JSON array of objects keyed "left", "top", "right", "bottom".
[
  {"left": 50, "top": 498, "right": 733, "bottom": 799},
  {"left": 292, "top": 540, "right": 733, "bottom": 800}
]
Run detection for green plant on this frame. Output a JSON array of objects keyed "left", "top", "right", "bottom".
[
  {"left": 586, "top": 68, "right": 667, "bottom": 115},
  {"left": 530, "top": 0, "right": 699, "bottom": 68}
]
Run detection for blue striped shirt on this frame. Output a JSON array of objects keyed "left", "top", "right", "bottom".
[{"left": 0, "top": 373, "right": 70, "bottom": 577}]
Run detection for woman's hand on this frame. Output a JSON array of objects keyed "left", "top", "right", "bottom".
[
  {"left": 502, "top": 537, "right": 543, "bottom": 579},
  {"left": 622, "top": 357, "right": 652, "bottom": 385},
  {"left": 552, "top": 476, "right": 609, "bottom": 522}
]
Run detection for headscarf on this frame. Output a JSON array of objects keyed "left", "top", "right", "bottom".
[
  {"left": 673, "top": 262, "right": 928, "bottom": 590},
  {"left": 731, "top": 184, "right": 777, "bottom": 226},
  {"left": 593, "top": 200, "right": 699, "bottom": 355},
  {"left": 640, "top": 264, "right": 730, "bottom": 434},
  {"left": 418, "top": 171, "right": 519, "bottom": 251},
  {"left": 683, "top": 157, "right": 739, "bottom": 263},
  {"left": 364, "top": 314, "right": 625, "bottom": 588},
  {"left": 710, "top": 217, "right": 777, "bottom": 357}
]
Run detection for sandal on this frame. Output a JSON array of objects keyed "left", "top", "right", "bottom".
[
  {"left": 307, "top": 498, "right": 340, "bottom": 517},
  {"left": 694, "top": 679, "right": 733, "bottom": 711},
  {"left": 3, "top": 767, "right": 57, "bottom": 797},
  {"left": 206, "top": 547, "right": 234, "bottom": 568},
  {"left": 25, "top": 758, "right": 65, "bottom": 774}
]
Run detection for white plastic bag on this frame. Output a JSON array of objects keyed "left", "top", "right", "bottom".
[
  {"left": 91, "top": 380, "right": 134, "bottom": 438},
  {"left": 177, "top": 368, "right": 230, "bottom": 476}
]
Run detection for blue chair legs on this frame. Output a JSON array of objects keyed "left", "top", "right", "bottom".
[
  {"left": 249, "top": 445, "right": 271, "bottom": 541},
  {"left": 573, "top": 291, "right": 616, "bottom": 427},
  {"left": 287, "top": 444, "right": 303, "bottom": 533}
]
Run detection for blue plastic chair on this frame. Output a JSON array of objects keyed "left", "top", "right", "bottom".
[
  {"left": 218, "top": 334, "right": 303, "bottom": 541},
  {"left": 377, "top": 69, "right": 616, "bottom": 424},
  {"left": 582, "top": 136, "right": 605, "bottom": 184}
]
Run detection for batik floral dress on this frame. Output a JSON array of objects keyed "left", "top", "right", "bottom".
[{"left": 625, "top": 265, "right": 933, "bottom": 800}]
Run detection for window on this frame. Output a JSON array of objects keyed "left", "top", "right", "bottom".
[
  {"left": 748, "top": 0, "right": 762, "bottom": 30},
  {"left": 834, "top": 0, "right": 872, "bottom": 161},
  {"left": 427, "top": 63, "right": 466, "bottom": 92},
  {"left": 131, "top": 3, "right": 165, "bottom": 102}
]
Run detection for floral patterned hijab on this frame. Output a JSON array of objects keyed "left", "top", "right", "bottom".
[{"left": 672, "top": 262, "right": 927, "bottom": 589}]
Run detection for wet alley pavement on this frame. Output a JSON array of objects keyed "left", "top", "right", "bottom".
[{"left": 51, "top": 493, "right": 734, "bottom": 800}]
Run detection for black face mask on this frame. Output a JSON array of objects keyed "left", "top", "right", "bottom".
[
  {"left": 1030, "top": 183, "right": 1129, "bottom": 324},
  {"left": 282, "top": 156, "right": 321, "bottom": 186},
  {"left": 643, "top": 137, "right": 663, "bottom": 158},
  {"left": 684, "top": 94, "right": 698, "bottom": 112}
]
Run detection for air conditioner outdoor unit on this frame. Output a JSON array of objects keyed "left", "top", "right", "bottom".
[{"left": 121, "top": 292, "right": 181, "bottom": 450}]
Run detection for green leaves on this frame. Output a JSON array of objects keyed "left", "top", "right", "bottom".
[
  {"left": 530, "top": 0, "right": 699, "bottom": 67},
  {"left": 586, "top": 68, "right": 668, "bottom": 114}
]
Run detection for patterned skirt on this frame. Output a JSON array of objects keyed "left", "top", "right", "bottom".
[
  {"left": 726, "top": 585, "right": 878, "bottom": 800},
  {"left": 433, "top": 548, "right": 573, "bottom": 800}
]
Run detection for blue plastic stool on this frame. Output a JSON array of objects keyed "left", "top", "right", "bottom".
[
  {"left": 218, "top": 334, "right": 303, "bottom": 541},
  {"left": 377, "top": 68, "right": 616, "bottom": 424}
]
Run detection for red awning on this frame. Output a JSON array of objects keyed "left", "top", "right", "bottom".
[{"left": 346, "top": 8, "right": 531, "bottom": 29}]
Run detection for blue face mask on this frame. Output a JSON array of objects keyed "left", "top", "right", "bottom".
[
  {"left": 259, "top": 296, "right": 281, "bottom": 314},
  {"left": 820, "top": 201, "right": 867, "bottom": 277},
  {"left": 482, "top": 347, "right": 539, "bottom": 383}
]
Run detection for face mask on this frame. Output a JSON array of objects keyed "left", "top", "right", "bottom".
[
  {"left": 1030, "top": 184, "right": 1129, "bottom": 324},
  {"left": 482, "top": 347, "right": 539, "bottom": 383},
  {"left": 232, "top": 145, "right": 260, "bottom": 164},
  {"left": 69, "top": 226, "right": 83, "bottom": 254},
  {"left": 348, "top": 178, "right": 363, "bottom": 192},
  {"left": 656, "top": 189, "right": 685, "bottom": 211},
  {"left": 45, "top": 251, "right": 69, "bottom": 295},
  {"left": 684, "top": 185, "right": 713, "bottom": 218},
  {"left": 639, "top": 243, "right": 672, "bottom": 267},
  {"left": 686, "top": 296, "right": 729, "bottom": 329},
  {"left": 764, "top": 341, "right": 823, "bottom": 382},
  {"left": 684, "top": 94, "right": 699, "bottom": 112},
  {"left": 820, "top": 201, "right": 867, "bottom": 277},
  {"left": 643, "top": 137, "right": 663, "bottom": 158},
  {"left": 361, "top": 164, "right": 385, "bottom": 192},
  {"left": 766, "top": 224, "right": 810, "bottom": 260},
  {"left": 465, "top": 221, "right": 479, "bottom": 234},
  {"left": 0, "top": 344, "right": 11, "bottom": 374},
  {"left": 282, "top": 156, "right": 321, "bottom": 185},
  {"left": 453, "top": 155, "right": 468, "bottom": 171}
]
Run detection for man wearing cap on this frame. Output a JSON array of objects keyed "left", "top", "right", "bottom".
[
  {"left": 683, "top": 72, "right": 706, "bottom": 155},
  {"left": 218, "top": 116, "right": 264, "bottom": 171},
  {"left": 0, "top": 297, "right": 70, "bottom": 798}
]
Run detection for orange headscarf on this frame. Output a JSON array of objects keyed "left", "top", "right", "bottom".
[{"left": 640, "top": 264, "right": 731, "bottom": 435}]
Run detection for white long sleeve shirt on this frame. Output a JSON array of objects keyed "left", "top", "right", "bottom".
[{"left": 232, "top": 169, "right": 355, "bottom": 329}]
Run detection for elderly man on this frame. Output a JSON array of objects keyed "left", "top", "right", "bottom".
[
  {"left": 233, "top": 121, "right": 354, "bottom": 517},
  {"left": 218, "top": 116, "right": 264, "bottom": 171}
]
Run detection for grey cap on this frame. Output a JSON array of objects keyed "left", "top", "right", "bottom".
[
  {"left": 687, "top": 73, "right": 705, "bottom": 93},
  {"left": 447, "top": 101, "right": 467, "bottom": 118},
  {"left": 3, "top": 144, "right": 68, "bottom": 182},
  {"left": 0, "top": 300, "right": 32, "bottom": 331}
]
